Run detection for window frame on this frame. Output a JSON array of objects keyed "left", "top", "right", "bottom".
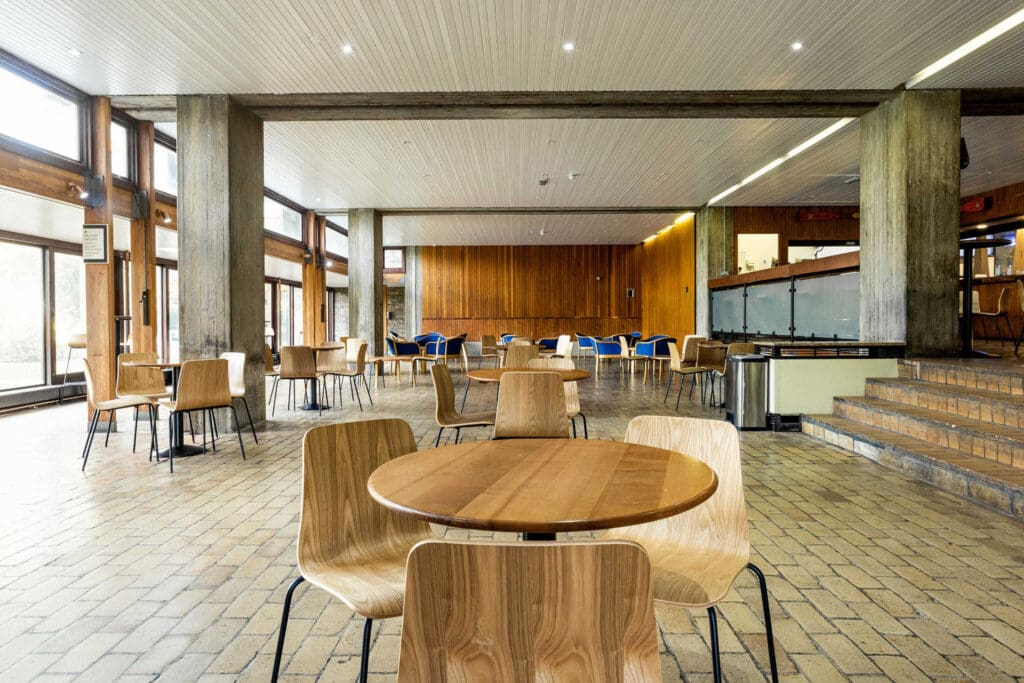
[
  {"left": 0, "top": 48, "right": 91, "bottom": 173},
  {"left": 383, "top": 247, "right": 406, "bottom": 274},
  {"left": 263, "top": 189, "right": 307, "bottom": 248},
  {"left": 324, "top": 220, "right": 349, "bottom": 265},
  {"left": 110, "top": 109, "right": 138, "bottom": 189},
  {"left": 153, "top": 129, "right": 178, "bottom": 203}
]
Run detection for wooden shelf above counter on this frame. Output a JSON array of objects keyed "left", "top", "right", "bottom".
[{"left": 709, "top": 251, "right": 859, "bottom": 290}]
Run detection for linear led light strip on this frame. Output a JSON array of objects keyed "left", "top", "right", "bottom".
[
  {"left": 706, "top": 6, "right": 1024, "bottom": 206},
  {"left": 644, "top": 211, "right": 695, "bottom": 243}
]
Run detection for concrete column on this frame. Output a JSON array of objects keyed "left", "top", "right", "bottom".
[
  {"left": 404, "top": 246, "right": 422, "bottom": 338},
  {"left": 347, "top": 209, "right": 384, "bottom": 356},
  {"left": 860, "top": 90, "right": 961, "bottom": 356},
  {"left": 177, "top": 95, "right": 265, "bottom": 425},
  {"left": 695, "top": 206, "right": 734, "bottom": 337}
]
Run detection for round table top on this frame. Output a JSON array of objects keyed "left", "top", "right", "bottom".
[
  {"left": 960, "top": 238, "right": 1011, "bottom": 249},
  {"left": 467, "top": 367, "right": 591, "bottom": 383},
  {"left": 367, "top": 438, "right": 718, "bottom": 534}
]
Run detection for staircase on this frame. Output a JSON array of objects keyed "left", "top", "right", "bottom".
[{"left": 803, "top": 358, "right": 1024, "bottom": 520}]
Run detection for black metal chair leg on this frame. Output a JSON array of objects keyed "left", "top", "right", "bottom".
[
  {"left": 229, "top": 405, "right": 246, "bottom": 460},
  {"left": 748, "top": 563, "right": 780, "bottom": 682},
  {"left": 81, "top": 411, "right": 101, "bottom": 471},
  {"left": 149, "top": 405, "right": 158, "bottom": 461},
  {"left": 132, "top": 406, "right": 139, "bottom": 453},
  {"left": 1003, "top": 317, "right": 1015, "bottom": 348},
  {"left": 454, "top": 427, "right": 461, "bottom": 444},
  {"left": 352, "top": 377, "right": 363, "bottom": 411},
  {"left": 363, "top": 375, "right": 373, "bottom": 406},
  {"left": 663, "top": 372, "right": 674, "bottom": 403},
  {"left": 571, "top": 417, "right": 577, "bottom": 438},
  {"left": 435, "top": 427, "right": 444, "bottom": 447},
  {"left": 675, "top": 377, "right": 685, "bottom": 410},
  {"left": 271, "top": 576, "right": 306, "bottom": 683},
  {"left": 168, "top": 415, "right": 175, "bottom": 473},
  {"left": 188, "top": 412, "right": 195, "bottom": 443},
  {"left": 240, "top": 397, "right": 258, "bottom": 444},
  {"left": 359, "top": 617, "right": 373, "bottom": 683},
  {"left": 708, "top": 605, "right": 722, "bottom": 683},
  {"left": 580, "top": 413, "right": 588, "bottom": 439},
  {"left": 104, "top": 409, "right": 115, "bottom": 446}
]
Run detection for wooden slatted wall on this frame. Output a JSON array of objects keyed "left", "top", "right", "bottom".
[{"left": 641, "top": 215, "right": 696, "bottom": 343}]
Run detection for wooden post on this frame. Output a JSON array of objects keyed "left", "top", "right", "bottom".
[
  {"left": 302, "top": 211, "right": 327, "bottom": 347},
  {"left": 130, "top": 121, "right": 158, "bottom": 353},
  {"left": 84, "top": 97, "right": 117, "bottom": 417}
]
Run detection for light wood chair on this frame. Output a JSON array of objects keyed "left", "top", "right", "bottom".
[
  {"left": 555, "top": 333, "right": 574, "bottom": 358},
  {"left": 709, "top": 342, "right": 756, "bottom": 408},
  {"left": 264, "top": 344, "right": 279, "bottom": 405},
  {"left": 674, "top": 342, "right": 725, "bottom": 408},
  {"left": 493, "top": 371, "right": 570, "bottom": 439},
  {"left": 397, "top": 539, "right": 661, "bottom": 682},
  {"left": 81, "top": 358, "right": 159, "bottom": 471},
  {"left": 273, "top": 346, "right": 319, "bottom": 416},
  {"left": 603, "top": 416, "right": 779, "bottom": 682},
  {"left": 430, "top": 364, "right": 495, "bottom": 446},
  {"left": 116, "top": 352, "right": 171, "bottom": 401},
  {"left": 508, "top": 336, "right": 533, "bottom": 346},
  {"left": 664, "top": 335, "right": 705, "bottom": 405},
  {"left": 975, "top": 286, "right": 1016, "bottom": 346},
  {"left": 315, "top": 346, "right": 349, "bottom": 408},
  {"left": 57, "top": 332, "right": 87, "bottom": 404},
  {"left": 502, "top": 344, "right": 539, "bottom": 369},
  {"left": 220, "top": 351, "right": 259, "bottom": 444},
  {"left": 332, "top": 340, "right": 373, "bottom": 410},
  {"left": 478, "top": 334, "right": 500, "bottom": 368},
  {"left": 527, "top": 357, "right": 587, "bottom": 438},
  {"left": 1016, "top": 279, "right": 1024, "bottom": 356},
  {"left": 159, "top": 358, "right": 246, "bottom": 472},
  {"left": 271, "top": 419, "right": 433, "bottom": 683}
]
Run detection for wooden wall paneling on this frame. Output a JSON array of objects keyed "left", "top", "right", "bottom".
[
  {"left": 84, "top": 97, "right": 117, "bottom": 412},
  {"left": 301, "top": 211, "right": 327, "bottom": 346},
  {"left": 959, "top": 180, "right": 1024, "bottom": 226},
  {"left": 641, "top": 216, "right": 695, "bottom": 342},
  {"left": 129, "top": 121, "right": 157, "bottom": 353}
]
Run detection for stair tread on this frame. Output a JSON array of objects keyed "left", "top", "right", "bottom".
[
  {"left": 901, "top": 357, "right": 1024, "bottom": 379},
  {"left": 867, "top": 377, "right": 1024, "bottom": 406},
  {"left": 834, "top": 395, "right": 1024, "bottom": 444},
  {"left": 804, "top": 414, "right": 1024, "bottom": 487}
]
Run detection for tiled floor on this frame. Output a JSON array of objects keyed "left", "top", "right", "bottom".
[{"left": 2, "top": 363, "right": 1024, "bottom": 681}]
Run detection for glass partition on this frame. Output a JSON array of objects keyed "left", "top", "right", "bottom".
[
  {"left": 794, "top": 271, "right": 859, "bottom": 339},
  {"left": 711, "top": 287, "right": 744, "bottom": 335},
  {"left": 53, "top": 251, "right": 85, "bottom": 376},
  {"left": 746, "top": 281, "right": 792, "bottom": 337},
  {"left": 0, "top": 63, "right": 81, "bottom": 161},
  {"left": 0, "top": 241, "right": 45, "bottom": 390}
]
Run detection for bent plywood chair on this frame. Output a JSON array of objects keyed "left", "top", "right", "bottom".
[
  {"left": 430, "top": 364, "right": 495, "bottom": 446},
  {"left": 271, "top": 419, "right": 433, "bottom": 683},
  {"left": 81, "top": 358, "right": 158, "bottom": 471},
  {"left": 527, "top": 357, "right": 587, "bottom": 438},
  {"left": 493, "top": 371, "right": 570, "bottom": 439},
  {"left": 397, "top": 540, "right": 661, "bottom": 682},
  {"left": 602, "top": 416, "right": 779, "bottom": 682}
]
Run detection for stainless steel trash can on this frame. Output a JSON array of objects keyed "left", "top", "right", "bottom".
[{"left": 725, "top": 353, "right": 767, "bottom": 430}]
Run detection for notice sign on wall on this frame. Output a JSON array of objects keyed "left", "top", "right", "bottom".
[{"left": 82, "top": 224, "right": 109, "bottom": 264}]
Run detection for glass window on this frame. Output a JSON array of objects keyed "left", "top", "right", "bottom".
[
  {"left": 384, "top": 247, "right": 404, "bottom": 271},
  {"left": 736, "top": 234, "right": 779, "bottom": 273},
  {"left": 154, "top": 142, "right": 177, "bottom": 195},
  {"left": 156, "top": 266, "right": 166, "bottom": 360},
  {"left": 279, "top": 286, "right": 291, "bottom": 346},
  {"left": 325, "top": 228, "right": 348, "bottom": 258},
  {"left": 53, "top": 252, "right": 85, "bottom": 376},
  {"left": 166, "top": 268, "right": 179, "bottom": 362},
  {"left": 0, "top": 241, "right": 45, "bottom": 390},
  {"left": 264, "top": 197, "right": 303, "bottom": 241},
  {"left": 0, "top": 64, "right": 80, "bottom": 160},
  {"left": 110, "top": 120, "right": 129, "bottom": 179}
]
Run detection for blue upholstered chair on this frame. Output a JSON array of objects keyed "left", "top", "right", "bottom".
[
  {"left": 414, "top": 331, "right": 444, "bottom": 346},
  {"left": 634, "top": 336, "right": 677, "bottom": 383},
  {"left": 594, "top": 336, "right": 627, "bottom": 374},
  {"left": 536, "top": 337, "right": 558, "bottom": 353},
  {"left": 500, "top": 333, "right": 516, "bottom": 344},
  {"left": 418, "top": 333, "right": 469, "bottom": 373},
  {"left": 575, "top": 333, "right": 596, "bottom": 360}
]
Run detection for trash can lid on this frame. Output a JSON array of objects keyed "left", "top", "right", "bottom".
[{"left": 726, "top": 353, "right": 766, "bottom": 362}]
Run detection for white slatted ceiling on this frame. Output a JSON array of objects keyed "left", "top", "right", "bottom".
[
  {"left": 0, "top": 0, "right": 1019, "bottom": 94},
  {"left": 263, "top": 117, "right": 834, "bottom": 210},
  {"left": 382, "top": 212, "right": 679, "bottom": 246}
]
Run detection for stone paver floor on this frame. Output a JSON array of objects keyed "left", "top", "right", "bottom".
[{"left": 1, "top": 365, "right": 1023, "bottom": 681}]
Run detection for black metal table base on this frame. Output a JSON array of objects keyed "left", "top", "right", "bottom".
[
  {"left": 157, "top": 444, "right": 205, "bottom": 459},
  {"left": 523, "top": 532, "right": 556, "bottom": 541}
]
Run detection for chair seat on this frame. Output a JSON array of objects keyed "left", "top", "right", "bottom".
[
  {"left": 301, "top": 549, "right": 420, "bottom": 619},
  {"left": 605, "top": 532, "right": 748, "bottom": 608},
  {"left": 443, "top": 410, "right": 496, "bottom": 428},
  {"left": 95, "top": 395, "right": 155, "bottom": 411}
]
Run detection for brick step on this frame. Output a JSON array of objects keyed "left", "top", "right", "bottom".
[
  {"left": 833, "top": 395, "right": 1024, "bottom": 467},
  {"left": 898, "top": 358, "right": 1024, "bottom": 396},
  {"left": 802, "top": 414, "right": 1024, "bottom": 520},
  {"left": 864, "top": 377, "right": 1024, "bottom": 429}
]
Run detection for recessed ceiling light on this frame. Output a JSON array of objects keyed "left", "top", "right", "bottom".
[
  {"left": 790, "top": 41, "right": 803, "bottom": 51},
  {"left": 67, "top": 48, "right": 82, "bottom": 57},
  {"left": 562, "top": 42, "right": 575, "bottom": 52},
  {"left": 314, "top": 197, "right": 321, "bottom": 202},
  {"left": 341, "top": 44, "right": 353, "bottom": 54}
]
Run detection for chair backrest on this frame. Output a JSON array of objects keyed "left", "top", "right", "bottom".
[
  {"left": 667, "top": 340, "right": 682, "bottom": 371},
  {"left": 82, "top": 357, "right": 98, "bottom": 404},
  {"left": 697, "top": 343, "right": 727, "bottom": 373},
  {"left": 527, "top": 358, "right": 579, "bottom": 415},
  {"left": 174, "top": 359, "right": 231, "bottom": 412},
  {"left": 719, "top": 343, "right": 755, "bottom": 375},
  {"left": 116, "top": 352, "right": 166, "bottom": 397},
  {"left": 555, "top": 334, "right": 573, "bottom": 357},
  {"left": 346, "top": 338, "right": 367, "bottom": 362},
  {"left": 219, "top": 351, "right": 246, "bottom": 396},
  {"left": 319, "top": 341, "right": 345, "bottom": 349},
  {"left": 316, "top": 347, "right": 348, "bottom": 373},
  {"left": 494, "top": 371, "right": 570, "bottom": 438},
  {"left": 503, "top": 344, "right": 539, "bottom": 369},
  {"left": 444, "top": 334, "right": 467, "bottom": 356},
  {"left": 681, "top": 334, "right": 705, "bottom": 362},
  {"left": 621, "top": 415, "right": 748, "bottom": 559},
  {"left": 509, "top": 336, "right": 533, "bottom": 346},
  {"left": 299, "top": 419, "right": 431, "bottom": 577},
  {"left": 279, "top": 346, "right": 317, "bottom": 379},
  {"left": 398, "top": 540, "right": 660, "bottom": 682},
  {"left": 997, "top": 286, "right": 1013, "bottom": 314},
  {"left": 575, "top": 333, "right": 596, "bottom": 350},
  {"left": 618, "top": 336, "right": 630, "bottom": 356},
  {"left": 67, "top": 333, "right": 87, "bottom": 349},
  {"left": 1018, "top": 280, "right": 1024, "bottom": 314},
  {"left": 481, "top": 334, "right": 498, "bottom": 353},
  {"left": 430, "top": 364, "right": 460, "bottom": 425},
  {"left": 264, "top": 344, "right": 276, "bottom": 371}
]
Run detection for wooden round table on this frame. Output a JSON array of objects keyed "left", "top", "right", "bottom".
[
  {"left": 368, "top": 438, "right": 718, "bottom": 540},
  {"left": 462, "top": 367, "right": 591, "bottom": 410}
]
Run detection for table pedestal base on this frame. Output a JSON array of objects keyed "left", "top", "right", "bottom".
[{"left": 157, "top": 444, "right": 205, "bottom": 459}]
